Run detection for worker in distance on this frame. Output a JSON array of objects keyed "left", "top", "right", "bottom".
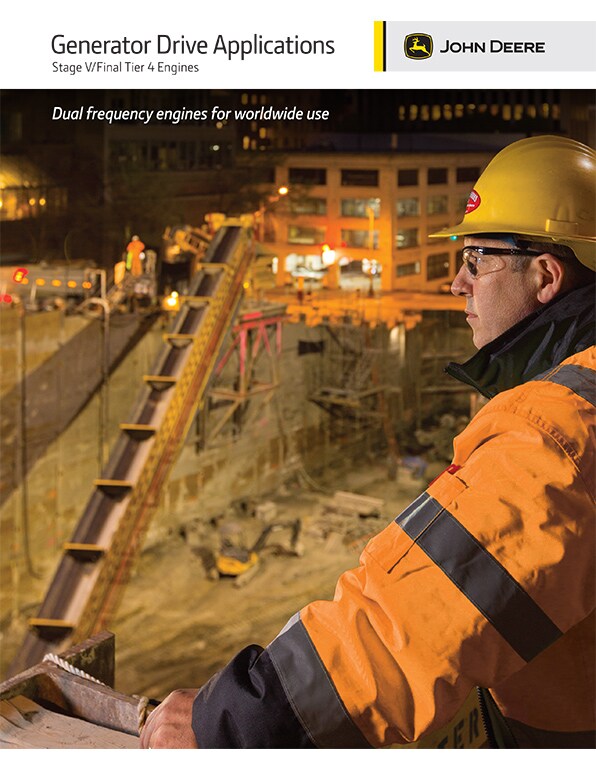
[{"left": 140, "top": 135, "right": 596, "bottom": 749}]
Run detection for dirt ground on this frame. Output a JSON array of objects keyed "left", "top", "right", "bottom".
[{"left": 109, "top": 461, "right": 426, "bottom": 701}]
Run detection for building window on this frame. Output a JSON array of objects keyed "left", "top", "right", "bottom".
[
  {"left": 288, "top": 167, "right": 327, "bottom": 185},
  {"left": 289, "top": 197, "right": 327, "bottom": 215},
  {"left": 341, "top": 229, "right": 379, "bottom": 249},
  {"left": 396, "top": 228, "right": 419, "bottom": 249},
  {"left": 110, "top": 139, "right": 233, "bottom": 171},
  {"left": 396, "top": 261, "right": 421, "bottom": 277},
  {"left": 398, "top": 169, "right": 419, "bottom": 186},
  {"left": 427, "top": 252, "right": 451, "bottom": 280},
  {"left": 456, "top": 166, "right": 480, "bottom": 183},
  {"left": 249, "top": 166, "right": 275, "bottom": 184},
  {"left": 340, "top": 169, "right": 379, "bottom": 187},
  {"left": 287, "top": 225, "right": 326, "bottom": 245},
  {"left": 396, "top": 197, "right": 419, "bottom": 217},
  {"left": 340, "top": 197, "right": 380, "bottom": 218},
  {"left": 427, "top": 195, "right": 448, "bottom": 215},
  {"left": 428, "top": 167, "right": 448, "bottom": 185}
]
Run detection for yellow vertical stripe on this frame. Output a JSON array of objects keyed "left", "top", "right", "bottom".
[{"left": 374, "top": 21, "right": 385, "bottom": 72}]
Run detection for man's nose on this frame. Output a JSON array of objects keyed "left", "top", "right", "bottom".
[{"left": 451, "top": 263, "right": 472, "bottom": 296}]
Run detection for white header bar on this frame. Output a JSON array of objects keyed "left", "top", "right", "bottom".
[{"left": 2, "top": 3, "right": 594, "bottom": 90}]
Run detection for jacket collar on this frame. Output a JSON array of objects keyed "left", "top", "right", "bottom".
[{"left": 445, "top": 284, "right": 596, "bottom": 399}]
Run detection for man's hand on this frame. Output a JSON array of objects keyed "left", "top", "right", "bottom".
[{"left": 139, "top": 688, "right": 199, "bottom": 749}]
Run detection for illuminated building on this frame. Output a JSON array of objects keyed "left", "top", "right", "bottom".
[{"left": 267, "top": 149, "right": 493, "bottom": 292}]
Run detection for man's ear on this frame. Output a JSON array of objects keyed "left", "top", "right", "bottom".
[{"left": 533, "top": 254, "right": 565, "bottom": 304}]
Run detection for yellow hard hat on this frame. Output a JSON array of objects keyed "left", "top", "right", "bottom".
[{"left": 430, "top": 135, "right": 596, "bottom": 270}]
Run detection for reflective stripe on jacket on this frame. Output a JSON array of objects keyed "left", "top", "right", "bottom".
[{"left": 192, "top": 345, "right": 595, "bottom": 748}]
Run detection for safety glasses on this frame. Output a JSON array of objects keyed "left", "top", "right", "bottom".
[{"left": 461, "top": 246, "right": 544, "bottom": 278}]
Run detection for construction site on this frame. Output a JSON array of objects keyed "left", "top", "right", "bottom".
[
  {"left": 0, "top": 213, "right": 486, "bottom": 748},
  {"left": 2, "top": 86, "right": 593, "bottom": 750}
]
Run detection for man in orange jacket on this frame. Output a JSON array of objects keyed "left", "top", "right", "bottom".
[
  {"left": 125, "top": 234, "right": 145, "bottom": 277},
  {"left": 140, "top": 136, "right": 595, "bottom": 749}
]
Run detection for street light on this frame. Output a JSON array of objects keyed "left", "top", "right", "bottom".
[
  {"left": 320, "top": 243, "right": 340, "bottom": 290},
  {"left": 321, "top": 243, "right": 336, "bottom": 266}
]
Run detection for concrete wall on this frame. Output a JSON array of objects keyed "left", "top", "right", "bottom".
[
  {"left": 0, "top": 308, "right": 89, "bottom": 397},
  {"left": 0, "top": 312, "right": 164, "bottom": 660},
  {"left": 0, "top": 307, "right": 155, "bottom": 508}
]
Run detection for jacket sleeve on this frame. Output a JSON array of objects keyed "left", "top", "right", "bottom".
[{"left": 192, "top": 390, "right": 595, "bottom": 748}]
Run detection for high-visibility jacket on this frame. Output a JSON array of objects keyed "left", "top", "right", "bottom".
[
  {"left": 191, "top": 284, "right": 595, "bottom": 748},
  {"left": 126, "top": 238, "right": 145, "bottom": 275}
]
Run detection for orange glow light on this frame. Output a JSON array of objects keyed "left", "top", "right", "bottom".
[{"left": 12, "top": 268, "right": 29, "bottom": 283}]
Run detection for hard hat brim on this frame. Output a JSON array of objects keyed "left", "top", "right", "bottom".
[{"left": 430, "top": 223, "right": 596, "bottom": 271}]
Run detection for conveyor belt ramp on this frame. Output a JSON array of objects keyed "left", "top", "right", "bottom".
[{"left": 9, "top": 222, "right": 255, "bottom": 675}]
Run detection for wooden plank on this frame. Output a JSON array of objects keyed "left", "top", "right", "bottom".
[
  {"left": 332, "top": 491, "right": 385, "bottom": 515},
  {"left": 0, "top": 695, "right": 139, "bottom": 749}
]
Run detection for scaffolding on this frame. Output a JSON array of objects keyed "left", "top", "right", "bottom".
[
  {"left": 198, "top": 302, "right": 288, "bottom": 447},
  {"left": 307, "top": 320, "right": 403, "bottom": 462}
]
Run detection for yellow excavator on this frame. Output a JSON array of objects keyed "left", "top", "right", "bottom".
[{"left": 216, "top": 520, "right": 302, "bottom": 577}]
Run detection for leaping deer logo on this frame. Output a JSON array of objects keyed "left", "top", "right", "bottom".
[
  {"left": 404, "top": 33, "right": 433, "bottom": 59},
  {"left": 409, "top": 37, "right": 429, "bottom": 56}
]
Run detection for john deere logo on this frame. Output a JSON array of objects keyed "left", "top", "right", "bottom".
[{"left": 404, "top": 34, "right": 433, "bottom": 60}]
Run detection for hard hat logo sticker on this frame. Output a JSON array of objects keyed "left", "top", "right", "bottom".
[
  {"left": 465, "top": 190, "right": 481, "bottom": 214},
  {"left": 404, "top": 34, "right": 433, "bottom": 60}
]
